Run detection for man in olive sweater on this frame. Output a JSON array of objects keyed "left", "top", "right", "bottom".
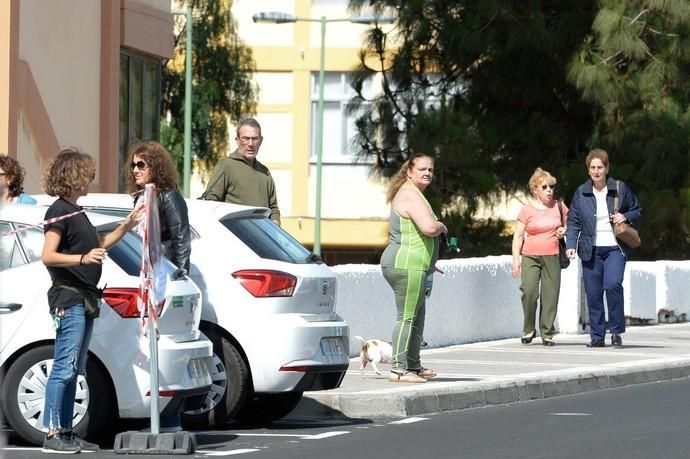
[{"left": 203, "top": 118, "right": 281, "bottom": 225}]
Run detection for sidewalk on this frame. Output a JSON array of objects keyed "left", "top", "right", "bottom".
[{"left": 294, "top": 323, "right": 690, "bottom": 419}]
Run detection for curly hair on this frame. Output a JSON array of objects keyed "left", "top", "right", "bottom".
[
  {"left": 125, "top": 141, "right": 178, "bottom": 193},
  {"left": 528, "top": 167, "right": 556, "bottom": 195},
  {"left": 0, "top": 155, "right": 26, "bottom": 198},
  {"left": 385, "top": 154, "right": 434, "bottom": 203},
  {"left": 42, "top": 148, "right": 96, "bottom": 198}
]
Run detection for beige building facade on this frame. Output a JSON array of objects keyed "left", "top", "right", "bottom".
[{"left": 1, "top": 0, "right": 173, "bottom": 194}]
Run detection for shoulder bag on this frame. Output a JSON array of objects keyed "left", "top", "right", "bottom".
[{"left": 612, "top": 180, "right": 641, "bottom": 248}]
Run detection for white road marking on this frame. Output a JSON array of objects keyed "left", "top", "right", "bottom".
[
  {"left": 549, "top": 412, "right": 592, "bottom": 416},
  {"left": 202, "top": 432, "right": 305, "bottom": 438},
  {"left": 198, "top": 449, "right": 261, "bottom": 456},
  {"left": 389, "top": 417, "right": 429, "bottom": 424},
  {"left": 304, "top": 431, "right": 350, "bottom": 440},
  {"left": 200, "top": 431, "right": 350, "bottom": 440}
]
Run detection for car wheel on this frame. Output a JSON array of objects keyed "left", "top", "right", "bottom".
[
  {"left": 0, "top": 345, "right": 114, "bottom": 446},
  {"left": 183, "top": 334, "right": 250, "bottom": 429},
  {"left": 235, "top": 392, "right": 303, "bottom": 425}
]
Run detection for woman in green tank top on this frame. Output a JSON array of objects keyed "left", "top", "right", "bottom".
[{"left": 381, "top": 154, "right": 447, "bottom": 383}]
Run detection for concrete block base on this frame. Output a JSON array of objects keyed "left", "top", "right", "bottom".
[{"left": 113, "top": 431, "right": 196, "bottom": 455}]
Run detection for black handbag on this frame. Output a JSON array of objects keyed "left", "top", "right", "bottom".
[{"left": 557, "top": 200, "right": 570, "bottom": 269}]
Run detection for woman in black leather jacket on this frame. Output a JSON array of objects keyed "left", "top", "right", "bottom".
[
  {"left": 125, "top": 141, "right": 191, "bottom": 274},
  {"left": 125, "top": 140, "right": 191, "bottom": 431}
]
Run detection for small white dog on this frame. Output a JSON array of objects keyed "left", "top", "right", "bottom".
[{"left": 355, "top": 336, "right": 393, "bottom": 377}]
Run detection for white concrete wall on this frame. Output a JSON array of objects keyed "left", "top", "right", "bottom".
[
  {"left": 624, "top": 261, "right": 657, "bottom": 323},
  {"left": 334, "top": 258, "right": 690, "bottom": 357}
]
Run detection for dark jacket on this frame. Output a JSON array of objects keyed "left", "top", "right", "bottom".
[
  {"left": 565, "top": 177, "right": 642, "bottom": 261},
  {"left": 136, "top": 188, "right": 191, "bottom": 273},
  {"left": 158, "top": 188, "right": 191, "bottom": 273}
]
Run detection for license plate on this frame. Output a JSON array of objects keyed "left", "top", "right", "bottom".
[
  {"left": 187, "top": 358, "right": 208, "bottom": 379},
  {"left": 320, "top": 337, "right": 344, "bottom": 356}
]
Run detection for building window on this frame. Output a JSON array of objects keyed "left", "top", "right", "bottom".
[
  {"left": 119, "top": 51, "right": 161, "bottom": 191},
  {"left": 310, "top": 72, "right": 375, "bottom": 164}
]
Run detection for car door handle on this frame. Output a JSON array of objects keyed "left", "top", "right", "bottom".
[{"left": 0, "top": 302, "right": 22, "bottom": 313}]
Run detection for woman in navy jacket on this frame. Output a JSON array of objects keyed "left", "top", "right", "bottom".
[{"left": 565, "top": 149, "right": 642, "bottom": 348}]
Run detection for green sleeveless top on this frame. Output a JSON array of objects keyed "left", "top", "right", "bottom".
[{"left": 380, "top": 185, "right": 440, "bottom": 272}]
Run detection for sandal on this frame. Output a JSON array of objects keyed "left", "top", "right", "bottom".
[
  {"left": 410, "top": 367, "right": 438, "bottom": 379},
  {"left": 388, "top": 371, "right": 427, "bottom": 383}
]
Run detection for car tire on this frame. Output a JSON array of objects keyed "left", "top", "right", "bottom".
[
  {"left": 234, "top": 392, "right": 303, "bottom": 425},
  {"left": 183, "top": 333, "right": 250, "bottom": 429},
  {"left": 0, "top": 345, "right": 114, "bottom": 446}
]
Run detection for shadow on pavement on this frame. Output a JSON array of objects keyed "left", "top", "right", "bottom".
[{"left": 195, "top": 433, "right": 239, "bottom": 448}]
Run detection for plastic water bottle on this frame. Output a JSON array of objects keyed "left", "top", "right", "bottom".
[{"left": 447, "top": 236, "right": 460, "bottom": 254}]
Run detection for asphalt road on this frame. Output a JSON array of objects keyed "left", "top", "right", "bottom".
[{"left": 3, "top": 377, "right": 690, "bottom": 458}]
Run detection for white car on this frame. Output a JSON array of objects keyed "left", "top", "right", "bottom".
[
  {"left": 0, "top": 204, "right": 213, "bottom": 445},
  {"left": 46, "top": 193, "right": 351, "bottom": 427}
]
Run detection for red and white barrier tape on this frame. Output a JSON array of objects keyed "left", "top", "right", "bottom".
[{"left": 0, "top": 209, "right": 85, "bottom": 237}]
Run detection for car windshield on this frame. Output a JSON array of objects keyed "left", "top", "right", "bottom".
[{"left": 221, "top": 216, "right": 313, "bottom": 264}]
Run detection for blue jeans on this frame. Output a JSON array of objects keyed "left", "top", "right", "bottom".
[
  {"left": 582, "top": 246, "right": 626, "bottom": 341},
  {"left": 43, "top": 304, "right": 94, "bottom": 431}
]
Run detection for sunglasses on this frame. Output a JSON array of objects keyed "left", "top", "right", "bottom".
[
  {"left": 541, "top": 184, "right": 556, "bottom": 190},
  {"left": 130, "top": 161, "right": 148, "bottom": 170}
]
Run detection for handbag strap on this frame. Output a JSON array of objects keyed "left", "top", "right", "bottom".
[
  {"left": 557, "top": 199, "right": 566, "bottom": 226},
  {"left": 613, "top": 180, "right": 620, "bottom": 213}
]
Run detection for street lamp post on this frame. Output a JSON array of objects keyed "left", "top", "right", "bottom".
[
  {"left": 252, "top": 11, "right": 395, "bottom": 256},
  {"left": 172, "top": 7, "right": 193, "bottom": 197}
]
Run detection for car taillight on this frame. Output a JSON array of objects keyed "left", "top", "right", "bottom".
[
  {"left": 232, "top": 270, "right": 297, "bottom": 297},
  {"left": 102, "top": 288, "right": 164, "bottom": 318}
]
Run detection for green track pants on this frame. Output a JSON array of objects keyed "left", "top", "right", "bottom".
[{"left": 382, "top": 266, "right": 427, "bottom": 372}]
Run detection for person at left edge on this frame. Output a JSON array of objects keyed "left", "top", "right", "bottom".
[
  {"left": 125, "top": 140, "right": 191, "bottom": 431},
  {"left": 41, "top": 148, "right": 142, "bottom": 453},
  {"left": 0, "top": 155, "right": 37, "bottom": 204}
]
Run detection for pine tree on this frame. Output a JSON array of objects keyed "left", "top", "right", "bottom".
[
  {"left": 349, "top": 1, "right": 597, "bottom": 256},
  {"left": 351, "top": 0, "right": 690, "bottom": 258},
  {"left": 568, "top": 0, "right": 690, "bottom": 258}
]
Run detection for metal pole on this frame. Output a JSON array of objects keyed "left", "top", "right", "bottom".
[
  {"left": 313, "top": 16, "right": 326, "bottom": 256},
  {"left": 182, "top": 7, "right": 193, "bottom": 198},
  {"left": 148, "top": 301, "right": 160, "bottom": 434}
]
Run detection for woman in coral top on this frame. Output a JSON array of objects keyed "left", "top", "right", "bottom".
[{"left": 511, "top": 168, "right": 567, "bottom": 346}]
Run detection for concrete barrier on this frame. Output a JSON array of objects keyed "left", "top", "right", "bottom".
[{"left": 333, "top": 257, "right": 690, "bottom": 357}]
